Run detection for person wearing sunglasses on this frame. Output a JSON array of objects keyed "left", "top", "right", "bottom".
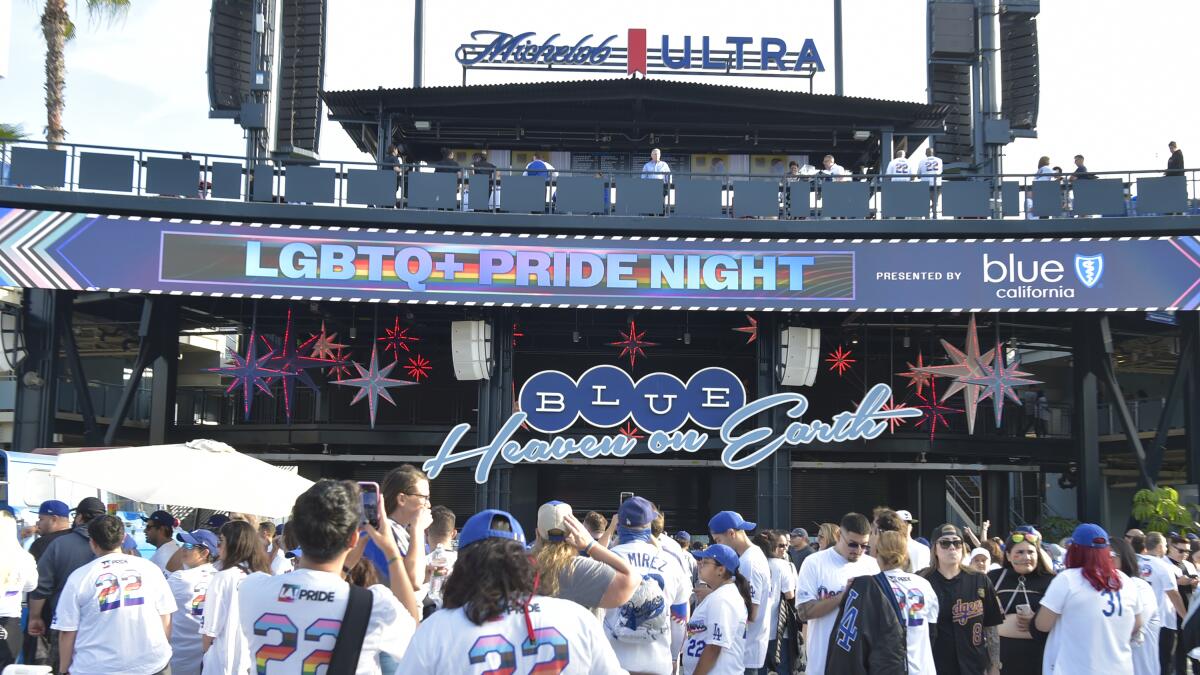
[
  {"left": 795, "top": 512, "right": 881, "bottom": 675},
  {"left": 166, "top": 529, "right": 219, "bottom": 675},
  {"left": 987, "top": 530, "right": 1055, "bottom": 675},
  {"left": 1167, "top": 534, "right": 1200, "bottom": 673},
  {"left": 1036, "top": 524, "right": 1145, "bottom": 675},
  {"left": 919, "top": 523, "right": 1003, "bottom": 675}
]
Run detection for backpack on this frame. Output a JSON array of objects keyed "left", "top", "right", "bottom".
[{"left": 607, "top": 572, "right": 669, "bottom": 644}]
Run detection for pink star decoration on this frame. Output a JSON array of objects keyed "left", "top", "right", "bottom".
[{"left": 609, "top": 320, "right": 659, "bottom": 368}]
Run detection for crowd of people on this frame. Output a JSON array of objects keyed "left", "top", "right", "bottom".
[{"left": 5, "top": 467, "right": 1200, "bottom": 674}]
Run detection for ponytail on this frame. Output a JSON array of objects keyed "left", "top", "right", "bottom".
[{"left": 732, "top": 570, "right": 753, "bottom": 617}]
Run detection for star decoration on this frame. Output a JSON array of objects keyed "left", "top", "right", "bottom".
[
  {"left": 404, "top": 354, "right": 432, "bottom": 382},
  {"left": 207, "top": 330, "right": 279, "bottom": 421},
  {"left": 260, "top": 308, "right": 336, "bottom": 423},
  {"left": 897, "top": 352, "right": 935, "bottom": 397},
  {"left": 913, "top": 315, "right": 995, "bottom": 435},
  {"left": 377, "top": 316, "right": 420, "bottom": 360},
  {"left": 305, "top": 322, "right": 346, "bottom": 361},
  {"left": 618, "top": 422, "right": 644, "bottom": 441},
  {"left": 512, "top": 322, "right": 525, "bottom": 348},
  {"left": 333, "top": 346, "right": 416, "bottom": 428},
  {"left": 327, "top": 347, "right": 355, "bottom": 381},
  {"left": 913, "top": 379, "right": 962, "bottom": 441},
  {"left": 733, "top": 315, "right": 758, "bottom": 344},
  {"left": 825, "top": 345, "right": 856, "bottom": 376},
  {"left": 879, "top": 397, "right": 912, "bottom": 434},
  {"left": 609, "top": 320, "right": 659, "bottom": 368},
  {"left": 963, "top": 343, "right": 1042, "bottom": 428}
]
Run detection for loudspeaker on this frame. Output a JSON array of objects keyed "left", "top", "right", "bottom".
[
  {"left": 451, "top": 320, "right": 492, "bottom": 381},
  {"left": 778, "top": 326, "right": 821, "bottom": 387}
]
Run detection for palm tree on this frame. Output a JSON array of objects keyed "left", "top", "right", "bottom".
[
  {"left": 40, "top": 0, "right": 131, "bottom": 146},
  {"left": 0, "top": 124, "right": 26, "bottom": 143}
]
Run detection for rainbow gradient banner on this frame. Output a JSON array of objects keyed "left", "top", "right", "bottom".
[{"left": 3, "top": 206, "right": 1200, "bottom": 311}]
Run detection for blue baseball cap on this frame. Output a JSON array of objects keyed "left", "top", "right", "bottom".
[
  {"left": 674, "top": 530, "right": 691, "bottom": 541},
  {"left": 693, "top": 544, "right": 740, "bottom": 573},
  {"left": 38, "top": 500, "right": 69, "bottom": 518},
  {"left": 458, "top": 509, "right": 527, "bottom": 550},
  {"left": 1188, "top": 533, "right": 1199, "bottom": 541},
  {"left": 1071, "top": 523, "right": 1110, "bottom": 549},
  {"left": 709, "top": 510, "right": 756, "bottom": 535},
  {"left": 790, "top": 528, "right": 809, "bottom": 538},
  {"left": 619, "top": 496, "right": 657, "bottom": 528},
  {"left": 205, "top": 514, "right": 230, "bottom": 530},
  {"left": 177, "top": 529, "right": 220, "bottom": 558}
]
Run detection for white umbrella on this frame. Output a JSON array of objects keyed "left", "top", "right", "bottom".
[{"left": 50, "top": 439, "right": 313, "bottom": 519}]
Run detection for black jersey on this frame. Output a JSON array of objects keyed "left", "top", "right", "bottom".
[{"left": 920, "top": 567, "right": 1003, "bottom": 675}]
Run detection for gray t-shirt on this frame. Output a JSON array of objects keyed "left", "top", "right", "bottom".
[{"left": 554, "top": 556, "right": 614, "bottom": 610}]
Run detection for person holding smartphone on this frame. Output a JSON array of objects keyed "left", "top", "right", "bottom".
[{"left": 364, "top": 465, "right": 433, "bottom": 596}]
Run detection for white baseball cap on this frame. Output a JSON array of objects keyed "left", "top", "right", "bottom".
[
  {"left": 896, "top": 509, "right": 917, "bottom": 523},
  {"left": 537, "top": 501, "right": 573, "bottom": 541},
  {"left": 969, "top": 547, "right": 992, "bottom": 563}
]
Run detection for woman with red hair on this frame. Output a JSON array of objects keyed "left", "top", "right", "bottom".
[{"left": 1036, "top": 523, "right": 1146, "bottom": 674}]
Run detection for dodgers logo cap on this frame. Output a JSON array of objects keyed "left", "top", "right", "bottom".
[
  {"left": 693, "top": 544, "right": 741, "bottom": 573},
  {"left": 204, "top": 514, "right": 230, "bottom": 530},
  {"left": 38, "top": 500, "right": 69, "bottom": 518},
  {"left": 1070, "top": 523, "right": 1110, "bottom": 549},
  {"left": 458, "top": 509, "right": 527, "bottom": 550},
  {"left": 143, "top": 510, "right": 179, "bottom": 528},
  {"left": 709, "top": 510, "right": 755, "bottom": 534},
  {"left": 895, "top": 510, "right": 917, "bottom": 523},
  {"left": 177, "top": 529, "right": 220, "bottom": 558},
  {"left": 674, "top": 530, "right": 692, "bottom": 541},
  {"left": 619, "top": 496, "right": 657, "bottom": 528}
]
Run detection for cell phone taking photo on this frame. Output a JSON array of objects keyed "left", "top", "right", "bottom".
[
  {"left": 358, "top": 481, "right": 383, "bottom": 529},
  {"left": 619, "top": 491, "right": 635, "bottom": 510}
]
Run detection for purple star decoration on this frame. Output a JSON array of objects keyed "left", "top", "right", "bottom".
[
  {"left": 207, "top": 330, "right": 278, "bottom": 421},
  {"left": 964, "top": 343, "right": 1042, "bottom": 428},
  {"left": 259, "top": 308, "right": 336, "bottom": 422},
  {"left": 333, "top": 346, "right": 415, "bottom": 428}
]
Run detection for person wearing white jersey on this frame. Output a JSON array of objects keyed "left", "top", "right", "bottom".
[
  {"left": 1113, "top": 537, "right": 1161, "bottom": 675},
  {"left": 708, "top": 510, "right": 773, "bottom": 673},
  {"left": 0, "top": 511, "right": 37, "bottom": 669},
  {"left": 239, "top": 480, "right": 418, "bottom": 674},
  {"left": 396, "top": 508, "right": 627, "bottom": 674},
  {"left": 201, "top": 520, "right": 273, "bottom": 674},
  {"left": 683, "top": 544, "right": 750, "bottom": 675},
  {"left": 1037, "top": 523, "right": 1145, "bottom": 675},
  {"left": 875, "top": 531, "right": 938, "bottom": 674},
  {"left": 885, "top": 149, "right": 912, "bottom": 181},
  {"left": 143, "top": 510, "right": 181, "bottom": 574},
  {"left": 757, "top": 530, "right": 797, "bottom": 675},
  {"left": 166, "top": 529, "right": 219, "bottom": 675},
  {"left": 897, "top": 509, "right": 931, "bottom": 571},
  {"left": 605, "top": 497, "right": 690, "bottom": 675},
  {"left": 918, "top": 146, "right": 944, "bottom": 184},
  {"left": 1140, "top": 531, "right": 1187, "bottom": 674},
  {"left": 795, "top": 512, "right": 881, "bottom": 675},
  {"left": 670, "top": 530, "right": 699, "bottom": 584},
  {"left": 52, "top": 514, "right": 176, "bottom": 675}
]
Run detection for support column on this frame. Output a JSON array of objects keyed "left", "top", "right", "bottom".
[
  {"left": 1073, "top": 316, "right": 1103, "bottom": 523},
  {"left": 149, "top": 300, "right": 179, "bottom": 445},
  {"left": 13, "top": 289, "right": 65, "bottom": 452},
  {"left": 983, "top": 471, "right": 1011, "bottom": 535},
  {"left": 1184, "top": 312, "right": 1200, "bottom": 484},
  {"left": 918, "top": 471, "right": 950, "bottom": 534},
  {"left": 756, "top": 315, "right": 790, "bottom": 529},
  {"left": 475, "top": 310, "right": 513, "bottom": 512}
]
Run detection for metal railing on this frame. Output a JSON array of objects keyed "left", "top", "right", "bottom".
[{"left": 3, "top": 139, "right": 1199, "bottom": 221}]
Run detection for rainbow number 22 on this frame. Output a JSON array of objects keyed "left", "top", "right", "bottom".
[
  {"left": 94, "top": 572, "right": 144, "bottom": 612},
  {"left": 253, "top": 613, "right": 341, "bottom": 675},
  {"left": 468, "top": 627, "right": 570, "bottom": 674}
]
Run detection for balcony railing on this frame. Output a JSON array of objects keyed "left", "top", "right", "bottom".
[{"left": 2, "top": 139, "right": 1198, "bottom": 222}]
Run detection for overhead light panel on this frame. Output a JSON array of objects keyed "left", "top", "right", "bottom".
[
  {"left": 853, "top": 130, "right": 871, "bottom": 141},
  {"left": 414, "top": 120, "right": 432, "bottom": 131}
]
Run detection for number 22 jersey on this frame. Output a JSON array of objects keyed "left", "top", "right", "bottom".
[
  {"left": 51, "top": 552, "right": 178, "bottom": 675},
  {"left": 396, "top": 594, "right": 626, "bottom": 674},
  {"left": 237, "top": 568, "right": 415, "bottom": 675},
  {"left": 682, "top": 582, "right": 748, "bottom": 675}
]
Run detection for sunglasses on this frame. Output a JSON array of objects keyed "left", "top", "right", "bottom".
[
  {"left": 1009, "top": 533, "right": 1041, "bottom": 545},
  {"left": 845, "top": 540, "right": 871, "bottom": 551},
  {"left": 938, "top": 538, "right": 963, "bottom": 548}
]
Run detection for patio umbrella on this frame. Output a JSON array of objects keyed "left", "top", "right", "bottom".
[{"left": 50, "top": 439, "right": 313, "bottom": 518}]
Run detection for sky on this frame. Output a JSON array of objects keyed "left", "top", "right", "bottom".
[{"left": 0, "top": 0, "right": 1196, "bottom": 174}]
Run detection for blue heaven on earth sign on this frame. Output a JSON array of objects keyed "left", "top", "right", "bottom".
[{"left": 423, "top": 366, "right": 921, "bottom": 484}]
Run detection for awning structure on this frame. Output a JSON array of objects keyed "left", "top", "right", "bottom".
[{"left": 323, "top": 77, "right": 947, "bottom": 166}]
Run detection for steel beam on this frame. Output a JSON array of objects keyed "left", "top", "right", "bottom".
[
  {"left": 1073, "top": 315, "right": 1103, "bottom": 522},
  {"left": 1184, "top": 313, "right": 1200, "bottom": 484},
  {"left": 756, "top": 315, "right": 790, "bottom": 528},
  {"left": 149, "top": 300, "right": 179, "bottom": 444},
  {"left": 13, "top": 290, "right": 65, "bottom": 452},
  {"left": 57, "top": 299, "right": 101, "bottom": 445}
]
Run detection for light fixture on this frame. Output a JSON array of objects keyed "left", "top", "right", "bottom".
[
  {"left": 683, "top": 331, "right": 691, "bottom": 345},
  {"left": 572, "top": 330, "right": 581, "bottom": 343},
  {"left": 903, "top": 334, "right": 911, "bottom": 348},
  {"left": 414, "top": 120, "right": 432, "bottom": 131},
  {"left": 853, "top": 130, "right": 871, "bottom": 141}
]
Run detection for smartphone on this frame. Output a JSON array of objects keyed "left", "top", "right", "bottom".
[
  {"left": 358, "top": 481, "right": 383, "bottom": 529},
  {"left": 619, "top": 491, "right": 635, "bottom": 509}
]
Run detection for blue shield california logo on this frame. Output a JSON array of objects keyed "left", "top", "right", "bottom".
[{"left": 1074, "top": 254, "right": 1104, "bottom": 288}]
